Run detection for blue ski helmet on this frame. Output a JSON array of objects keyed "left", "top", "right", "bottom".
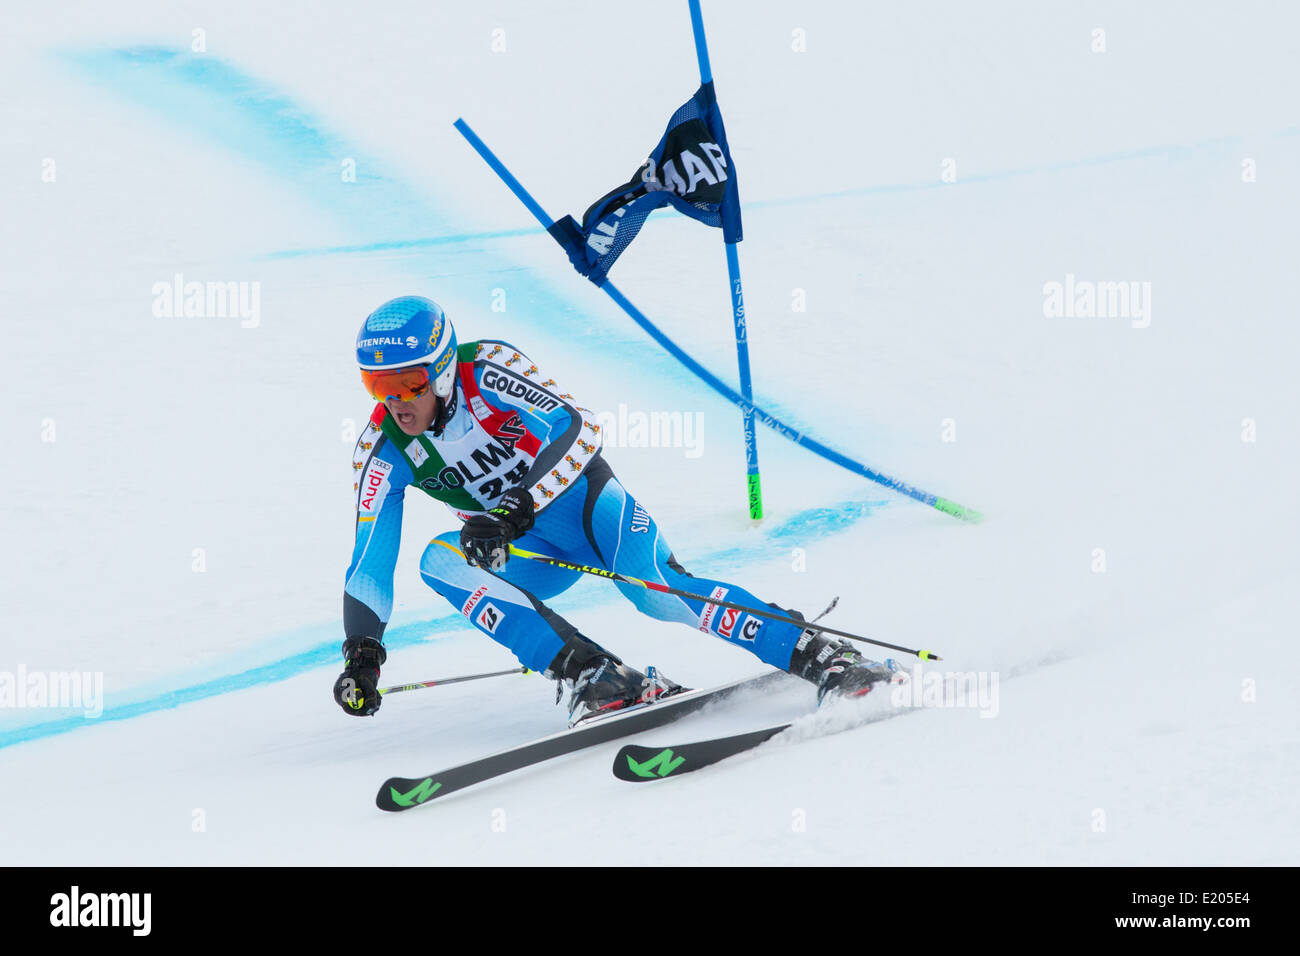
[{"left": 355, "top": 296, "right": 458, "bottom": 399}]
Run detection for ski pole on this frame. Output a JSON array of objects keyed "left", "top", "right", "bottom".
[
  {"left": 379, "top": 666, "right": 530, "bottom": 696},
  {"left": 507, "top": 545, "right": 943, "bottom": 662}
]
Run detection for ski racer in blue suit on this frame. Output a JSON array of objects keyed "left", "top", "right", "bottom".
[{"left": 336, "top": 296, "right": 895, "bottom": 723}]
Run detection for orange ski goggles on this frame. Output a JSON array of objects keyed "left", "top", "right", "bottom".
[{"left": 360, "top": 365, "right": 432, "bottom": 403}]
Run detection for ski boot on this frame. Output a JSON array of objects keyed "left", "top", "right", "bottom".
[
  {"left": 788, "top": 628, "right": 903, "bottom": 705},
  {"left": 546, "top": 635, "right": 682, "bottom": 725}
]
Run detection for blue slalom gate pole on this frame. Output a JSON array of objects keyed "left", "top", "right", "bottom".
[
  {"left": 688, "top": 0, "right": 763, "bottom": 519},
  {"left": 451, "top": 117, "right": 983, "bottom": 523}
]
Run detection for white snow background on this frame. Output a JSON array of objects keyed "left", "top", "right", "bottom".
[{"left": 1, "top": 0, "right": 1297, "bottom": 865}]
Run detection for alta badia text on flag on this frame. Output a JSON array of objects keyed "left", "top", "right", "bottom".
[{"left": 547, "top": 82, "right": 743, "bottom": 285}]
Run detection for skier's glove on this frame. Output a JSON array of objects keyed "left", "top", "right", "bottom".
[
  {"left": 460, "top": 486, "right": 536, "bottom": 571},
  {"left": 333, "top": 636, "right": 387, "bottom": 717}
]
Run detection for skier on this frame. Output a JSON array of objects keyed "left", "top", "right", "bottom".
[{"left": 336, "top": 296, "right": 896, "bottom": 722}]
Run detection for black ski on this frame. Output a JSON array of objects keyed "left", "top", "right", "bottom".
[
  {"left": 376, "top": 671, "right": 788, "bottom": 811},
  {"left": 613, "top": 722, "right": 791, "bottom": 781},
  {"left": 612, "top": 680, "right": 918, "bottom": 782}
]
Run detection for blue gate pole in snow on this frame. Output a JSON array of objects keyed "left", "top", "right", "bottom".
[
  {"left": 451, "top": 118, "right": 984, "bottom": 523},
  {"left": 688, "top": 0, "right": 763, "bottom": 520}
]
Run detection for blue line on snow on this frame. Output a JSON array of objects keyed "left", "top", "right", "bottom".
[
  {"left": 59, "top": 46, "right": 436, "bottom": 244},
  {"left": 260, "top": 228, "right": 542, "bottom": 260},
  {"left": 256, "top": 131, "right": 1258, "bottom": 261}
]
